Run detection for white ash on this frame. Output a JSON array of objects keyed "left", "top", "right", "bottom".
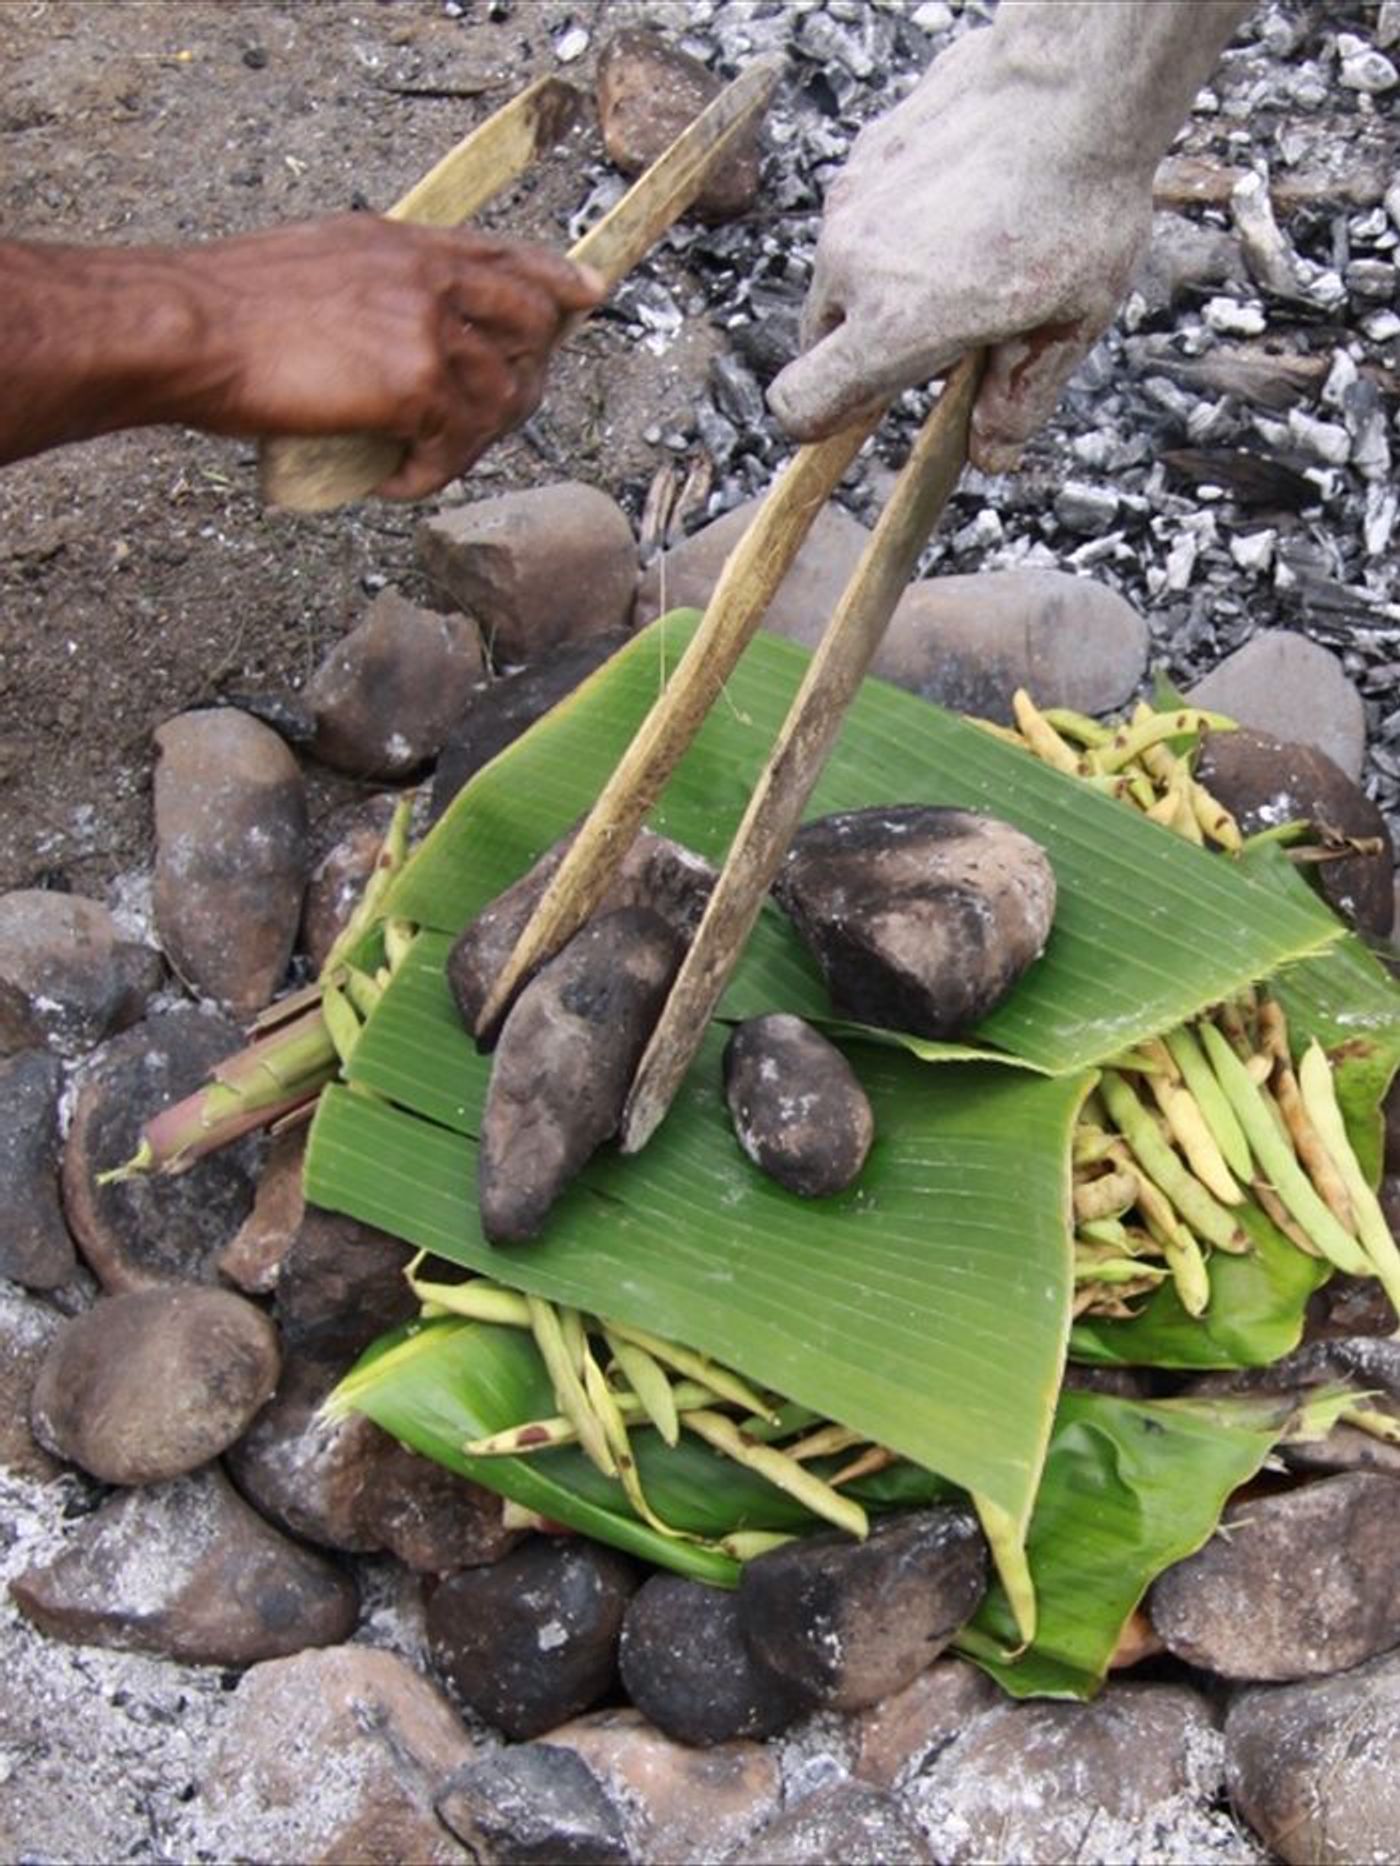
[
  {"left": 0, "top": 1466, "right": 230, "bottom": 1865},
  {"left": 774, "top": 1705, "right": 858, "bottom": 1806},
  {"left": 905, "top": 1714, "right": 1266, "bottom": 1866}
]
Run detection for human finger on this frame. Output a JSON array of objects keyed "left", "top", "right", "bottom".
[
  {"left": 372, "top": 335, "right": 541, "bottom": 501},
  {"left": 766, "top": 316, "right": 893, "bottom": 439},
  {"left": 448, "top": 234, "right": 604, "bottom": 317},
  {"left": 970, "top": 318, "right": 1095, "bottom": 473}
]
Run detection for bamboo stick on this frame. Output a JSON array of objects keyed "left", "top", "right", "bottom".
[{"left": 620, "top": 356, "right": 980, "bottom": 1151}]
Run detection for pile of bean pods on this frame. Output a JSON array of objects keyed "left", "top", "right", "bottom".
[
  {"left": 1075, "top": 988, "right": 1400, "bottom": 1323},
  {"left": 976, "top": 692, "right": 1244, "bottom": 850}
]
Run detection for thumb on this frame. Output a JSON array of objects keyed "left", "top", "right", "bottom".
[{"left": 767, "top": 318, "right": 894, "bottom": 442}]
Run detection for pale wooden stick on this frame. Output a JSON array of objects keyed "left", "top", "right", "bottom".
[
  {"left": 259, "top": 76, "right": 582, "bottom": 512},
  {"left": 260, "top": 58, "right": 780, "bottom": 513},
  {"left": 620, "top": 356, "right": 980, "bottom": 1152},
  {"left": 473, "top": 409, "right": 880, "bottom": 1039}
]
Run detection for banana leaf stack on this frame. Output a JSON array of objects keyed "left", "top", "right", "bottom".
[{"left": 275, "top": 611, "right": 1400, "bottom": 1698}]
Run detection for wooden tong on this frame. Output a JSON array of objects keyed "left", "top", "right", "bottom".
[
  {"left": 479, "top": 354, "right": 983, "bottom": 1151},
  {"left": 256, "top": 59, "right": 979, "bottom": 1147},
  {"left": 260, "top": 59, "right": 781, "bottom": 512}
]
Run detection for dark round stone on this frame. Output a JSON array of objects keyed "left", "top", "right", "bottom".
[
  {"left": 426, "top": 1538, "right": 641, "bottom": 1739},
  {"left": 723, "top": 1013, "right": 874, "bottom": 1197},
  {"left": 773, "top": 807, "right": 1056, "bottom": 1040},
  {"left": 1195, "top": 727, "right": 1393, "bottom": 937},
  {"left": 738, "top": 1506, "right": 989, "bottom": 1710},
  {"left": 619, "top": 1573, "right": 812, "bottom": 1746},
  {"left": 31, "top": 1285, "right": 280, "bottom": 1484}
]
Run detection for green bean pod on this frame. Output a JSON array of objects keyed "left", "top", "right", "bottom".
[
  {"left": 1197, "top": 1025, "right": 1370, "bottom": 1275},
  {"left": 1163, "top": 1025, "right": 1253, "bottom": 1180},
  {"left": 528, "top": 1295, "right": 615, "bottom": 1478},
  {"left": 1099, "top": 1070, "right": 1248, "bottom": 1252},
  {"left": 680, "top": 1408, "right": 868, "bottom": 1539},
  {"left": 1297, "top": 1041, "right": 1400, "bottom": 1317}
]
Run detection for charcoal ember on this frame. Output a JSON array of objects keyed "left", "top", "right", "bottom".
[
  {"left": 1194, "top": 728, "right": 1393, "bottom": 936},
  {"left": 447, "top": 829, "right": 714, "bottom": 1034},
  {"left": 618, "top": 1574, "right": 812, "bottom": 1747},
  {"left": 1133, "top": 211, "right": 1248, "bottom": 314},
  {"left": 728, "top": 286, "right": 803, "bottom": 383},
  {"left": 739, "top": 1506, "right": 988, "bottom": 1711},
  {"left": 710, "top": 353, "right": 768, "bottom": 430},
  {"left": 1161, "top": 448, "right": 1315, "bottom": 511},
  {"left": 426, "top": 1538, "right": 640, "bottom": 1739},
  {"left": 1345, "top": 257, "right": 1397, "bottom": 301},
  {"left": 1053, "top": 483, "right": 1120, "bottom": 535},
  {"left": 773, "top": 808, "right": 1057, "bottom": 1040},
  {"left": 722, "top": 1014, "right": 873, "bottom": 1198},
  {"left": 695, "top": 399, "right": 740, "bottom": 468},
  {"left": 477, "top": 908, "right": 683, "bottom": 1244}
]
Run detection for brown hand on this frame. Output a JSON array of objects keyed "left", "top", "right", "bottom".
[{"left": 183, "top": 215, "right": 603, "bottom": 497}]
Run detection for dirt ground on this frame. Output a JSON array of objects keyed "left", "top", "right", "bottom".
[{"left": 0, "top": 0, "right": 718, "bottom": 897}]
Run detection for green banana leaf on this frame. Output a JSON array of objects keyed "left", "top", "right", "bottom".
[
  {"left": 377, "top": 612, "right": 1341, "bottom": 1075},
  {"left": 306, "top": 1035, "right": 1091, "bottom": 1549},
  {"left": 336, "top": 1314, "right": 953, "bottom": 1587},
  {"left": 959, "top": 1388, "right": 1306, "bottom": 1697},
  {"left": 334, "top": 1315, "right": 1302, "bottom": 1700}
]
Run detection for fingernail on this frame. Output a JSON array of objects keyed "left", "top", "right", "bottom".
[{"left": 577, "top": 263, "right": 606, "bottom": 296}]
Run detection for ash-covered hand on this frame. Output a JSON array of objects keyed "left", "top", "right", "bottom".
[
  {"left": 185, "top": 216, "right": 604, "bottom": 498},
  {"left": 768, "top": 0, "right": 1251, "bottom": 471},
  {"left": 1, "top": 216, "right": 602, "bottom": 498}
]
